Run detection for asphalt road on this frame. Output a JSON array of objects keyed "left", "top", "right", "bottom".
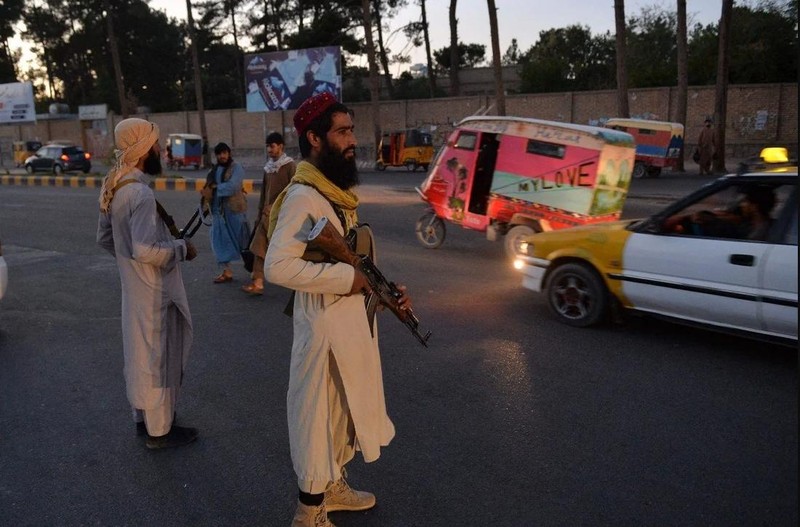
[{"left": 0, "top": 172, "right": 796, "bottom": 526}]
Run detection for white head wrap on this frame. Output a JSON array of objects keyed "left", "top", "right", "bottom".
[{"left": 98, "top": 118, "right": 160, "bottom": 212}]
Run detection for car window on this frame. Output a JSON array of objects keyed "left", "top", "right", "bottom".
[
  {"left": 663, "top": 181, "right": 792, "bottom": 242},
  {"left": 454, "top": 132, "right": 477, "bottom": 151},
  {"left": 782, "top": 204, "right": 797, "bottom": 245},
  {"left": 63, "top": 146, "right": 82, "bottom": 155}
]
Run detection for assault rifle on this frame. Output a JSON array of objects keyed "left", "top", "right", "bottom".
[
  {"left": 177, "top": 183, "right": 213, "bottom": 239},
  {"left": 306, "top": 217, "right": 431, "bottom": 348}
]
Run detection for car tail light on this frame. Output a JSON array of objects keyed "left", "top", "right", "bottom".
[
  {"left": 61, "top": 154, "right": 69, "bottom": 161},
  {"left": 85, "top": 152, "right": 91, "bottom": 160}
]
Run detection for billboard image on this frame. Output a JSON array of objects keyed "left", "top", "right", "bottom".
[
  {"left": 0, "top": 82, "right": 36, "bottom": 124},
  {"left": 245, "top": 46, "right": 342, "bottom": 112}
]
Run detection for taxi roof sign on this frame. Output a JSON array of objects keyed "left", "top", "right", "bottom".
[{"left": 760, "top": 147, "right": 789, "bottom": 163}]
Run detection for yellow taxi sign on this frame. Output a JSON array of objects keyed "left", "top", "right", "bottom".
[{"left": 760, "top": 147, "right": 789, "bottom": 163}]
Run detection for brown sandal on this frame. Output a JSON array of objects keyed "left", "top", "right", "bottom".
[
  {"left": 241, "top": 283, "right": 264, "bottom": 296},
  {"left": 213, "top": 272, "right": 233, "bottom": 284}
]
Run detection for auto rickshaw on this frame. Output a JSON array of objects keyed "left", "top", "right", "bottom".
[
  {"left": 376, "top": 129, "right": 434, "bottom": 172},
  {"left": 604, "top": 118, "right": 684, "bottom": 178},
  {"left": 13, "top": 140, "right": 42, "bottom": 167},
  {"left": 415, "top": 116, "right": 636, "bottom": 259},
  {"left": 166, "top": 133, "right": 203, "bottom": 169}
]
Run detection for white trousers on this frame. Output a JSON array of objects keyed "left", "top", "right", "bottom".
[
  {"left": 298, "top": 352, "right": 356, "bottom": 494},
  {"left": 131, "top": 386, "right": 178, "bottom": 437}
]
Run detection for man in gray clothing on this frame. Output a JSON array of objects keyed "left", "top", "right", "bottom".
[{"left": 97, "top": 118, "right": 199, "bottom": 450}]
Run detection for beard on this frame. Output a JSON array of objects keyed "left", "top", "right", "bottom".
[
  {"left": 142, "top": 149, "right": 162, "bottom": 175},
  {"left": 318, "top": 140, "right": 359, "bottom": 190}
]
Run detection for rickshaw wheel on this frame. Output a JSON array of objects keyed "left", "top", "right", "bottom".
[
  {"left": 632, "top": 162, "right": 648, "bottom": 179},
  {"left": 376, "top": 162, "right": 386, "bottom": 171},
  {"left": 504, "top": 225, "right": 536, "bottom": 260},
  {"left": 415, "top": 211, "right": 445, "bottom": 249},
  {"left": 406, "top": 161, "right": 417, "bottom": 172}
]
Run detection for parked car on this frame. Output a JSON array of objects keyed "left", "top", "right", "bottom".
[
  {"left": 0, "top": 239, "right": 7, "bottom": 301},
  {"left": 514, "top": 148, "right": 798, "bottom": 345},
  {"left": 24, "top": 143, "right": 91, "bottom": 174}
]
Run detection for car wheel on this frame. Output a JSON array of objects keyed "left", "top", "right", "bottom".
[
  {"left": 82, "top": 165, "right": 91, "bottom": 174},
  {"left": 415, "top": 211, "right": 446, "bottom": 248},
  {"left": 504, "top": 225, "right": 536, "bottom": 260},
  {"left": 632, "top": 162, "right": 647, "bottom": 179},
  {"left": 53, "top": 164, "right": 63, "bottom": 175},
  {"left": 546, "top": 263, "right": 609, "bottom": 327},
  {"left": 25, "top": 164, "right": 34, "bottom": 174}
]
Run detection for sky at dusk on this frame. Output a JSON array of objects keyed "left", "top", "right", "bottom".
[{"left": 150, "top": 0, "right": 725, "bottom": 75}]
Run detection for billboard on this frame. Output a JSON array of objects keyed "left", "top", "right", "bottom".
[
  {"left": 0, "top": 82, "right": 36, "bottom": 124},
  {"left": 244, "top": 46, "right": 342, "bottom": 112}
]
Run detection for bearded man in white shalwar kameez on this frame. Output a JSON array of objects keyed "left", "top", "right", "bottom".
[
  {"left": 97, "top": 118, "right": 200, "bottom": 450},
  {"left": 265, "top": 92, "right": 414, "bottom": 527}
]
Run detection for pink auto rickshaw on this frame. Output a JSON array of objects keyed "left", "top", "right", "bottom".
[{"left": 415, "top": 116, "right": 637, "bottom": 258}]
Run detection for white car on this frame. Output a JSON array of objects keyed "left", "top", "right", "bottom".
[
  {"left": 0, "top": 239, "right": 7, "bottom": 301},
  {"left": 515, "top": 154, "right": 798, "bottom": 345}
]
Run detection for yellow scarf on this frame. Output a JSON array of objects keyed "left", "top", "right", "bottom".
[{"left": 267, "top": 160, "right": 359, "bottom": 238}]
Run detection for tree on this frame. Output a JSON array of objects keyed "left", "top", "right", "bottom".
[
  {"left": 713, "top": 0, "right": 733, "bottom": 173},
  {"left": 419, "top": 0, "right": 436, "bottom": 98},
  {"left": 627, "top": 6, "right": 677, "bottom": 88},
  {"left": 103, "top": 0, "right": 128, "bottom": 118},
  {"left": 518, "top": 26, "right": 615, "bottom": 93},
  {"left": 361, "top": 0, "right": 382, "bottom": 159},
  {"left": 448, "top": 0, "right": 459, "bottom": 96},
  {"left": 434, "top": 43, "right": 486, "bottom": 70},
  {"left": 674, "top": 0, "right": 687, "bottom": 172},
  {"left": 486, "top": 0, "right": 505, "bottom": 115},
  {"left": 614, "top": 0, "right": 629, "bottom": 117},
  {"left": 502, "top": 38, "right": 520, "bottom": 66},
  {"left": 186, "top": 0, "right": 210, "bottom": 166},
  {"left": 0, "top": 0, "right": 23, "bottom": 82}
]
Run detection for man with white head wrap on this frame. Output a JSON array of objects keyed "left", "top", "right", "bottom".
[{"left": 97, "top": 118, "right": 199, "bottom": 450}]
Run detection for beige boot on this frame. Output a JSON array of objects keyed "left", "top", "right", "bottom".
[
  {"left": 324, "top": 468, "right": 376, "bottom": 512},
  {"left": 291, "top": 500, "right": 335, "bottom": 527}
]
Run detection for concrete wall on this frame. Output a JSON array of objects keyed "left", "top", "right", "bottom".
[{"left": 1, "top": 83, "right": 795, "bottom": 167}]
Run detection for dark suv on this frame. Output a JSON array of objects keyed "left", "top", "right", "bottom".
[{"left": 24, "top": 144, "right": 92, "bottom": 174}]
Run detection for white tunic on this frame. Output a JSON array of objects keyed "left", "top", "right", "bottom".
[
  {"left": 265, "top": 184, "right": 395, "bottom": 484},
  {"left": 96, "top": 171, "right": 193, "bottom": 410}
]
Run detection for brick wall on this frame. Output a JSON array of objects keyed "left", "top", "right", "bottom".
[{"left": 1, "top": 83, "right": 795, "bottom": 168}]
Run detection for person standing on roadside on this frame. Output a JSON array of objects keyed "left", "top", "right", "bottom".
[
  {"left": 265, "top": 92, "right": 413, "bottom": 526},
  {"left": 696, "top": 118, "right": 716, "bottom": 175},
  {"left": 241, "top": 132, "right": 295, "bottom": 295},
  {"left": 201, "top": 142, "right": 250, "bottom": 284},
  {"left": 97, "top": 118, "right": 199, "bottom": 450}
]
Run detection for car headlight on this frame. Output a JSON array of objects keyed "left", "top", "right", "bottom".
[{"left": 516, "top": 240, "right": 534, "bottom": 257}]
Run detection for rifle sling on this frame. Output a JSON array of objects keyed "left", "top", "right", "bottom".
[{"left": 111, "top": 178, "right": 181, "bottom": 239}]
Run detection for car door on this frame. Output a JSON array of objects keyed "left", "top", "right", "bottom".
[
  {"left": 31, "top": 147, "right": 49, "bottom": 171},
  {"left": 758, "top": 190, "right": 798, "bottom": 339},
  {"left": 619, "top": 181, "right": 786, "bottom": 335},
  {"left": 621, "top": 232, "right": 766, "bottom": 333}
]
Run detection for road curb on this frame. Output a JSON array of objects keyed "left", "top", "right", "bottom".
[{"left": 0, "top": 174, "right": 264, "bottom": 192}]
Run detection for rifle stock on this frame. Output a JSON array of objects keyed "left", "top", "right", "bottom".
[{"left": 306, "top": 217, "right": 431, "bottom": 347}]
